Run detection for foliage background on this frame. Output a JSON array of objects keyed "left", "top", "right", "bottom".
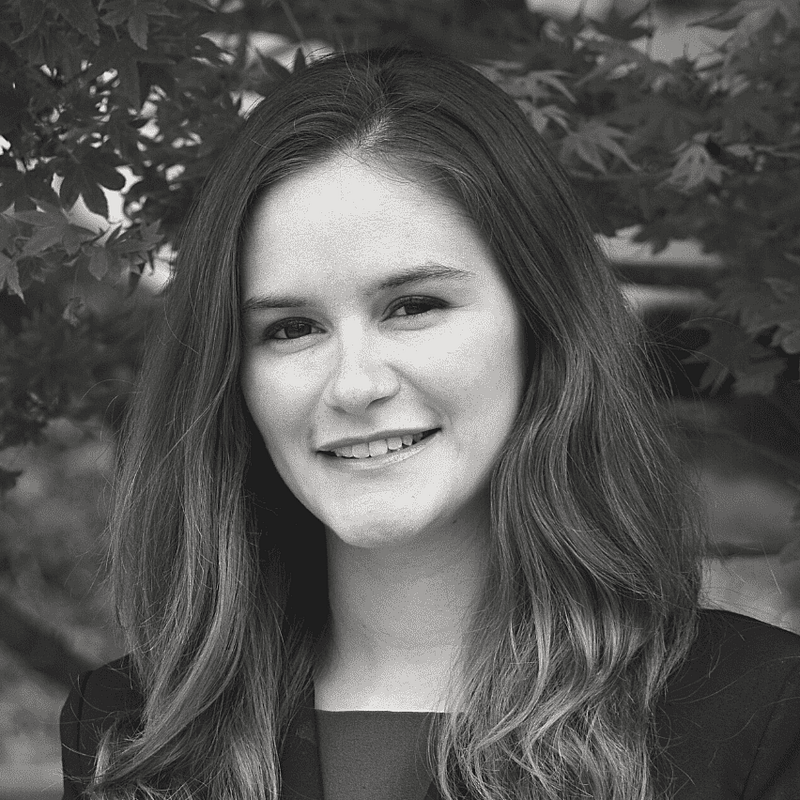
[{"left": 0, "top": 0, "right": 799, "bottom": 794}]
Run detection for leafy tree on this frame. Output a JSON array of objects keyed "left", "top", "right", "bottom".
[{"left": 0, "top": 0, "right": 799, "bottom": 681}]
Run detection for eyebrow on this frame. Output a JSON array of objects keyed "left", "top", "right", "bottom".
[{"left": 241, "top": 263, "right": 476, "bottom": 316}]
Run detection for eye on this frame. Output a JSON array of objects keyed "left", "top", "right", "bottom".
[
  {"left": 263, "top": 319, "right": 320, "bottom": 341},
  {"left": 389, "top": 296, "right": 447, "bottom": 318}
]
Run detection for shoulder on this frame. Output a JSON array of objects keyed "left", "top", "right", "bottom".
[
  {"left": 60, "top": 655, "right": 143, "bottom": 797},
  {"left": 665, "top": 608, "right": 800, "bottom": 717},
  {"left": 659, "top": 608, "right": 800, "bottom": 800},
  {"left": 694, "top": 605, "right": 800, "bottom": 661}
]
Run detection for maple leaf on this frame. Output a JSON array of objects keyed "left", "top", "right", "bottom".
[
  {"left": 611, "top": 95, "right": 703, "bottom": 152},
  {"left": 511, "top": 70, "right": 576, "bottom": 105},
  {"left": 579, "top": 38, "right": 674, "bottom": 89},
  {"left": 100, "top": 0, "right": 134, "bottom": 28},
  {"left": 257, "top": 53, "right": 292, "bottom": 83},
  {"left": 59, "top": 164, "right": 108, "bottom": 218},
  {"left": 106, "top": 221, "right": 163, "bottom": 272},
  {"left": 88, "top": 35, "right": 154, "bottom": 109},
  {"left": 715, "top": 274, "right": 800, "bottom": 342},
  {"left": 128, "top": 8, "right": 149, "bottom": 50},
  {"left": 697, "top": 0, "right": 800, "bottom": 31},
  {"left": 479, "top": 64, "right": 576, "bottom": 103},
  {"left": 62, "top": 224, "right": 99, "bottom": 256},
  {"left": 665, "top": 135, "right": 727, "bottom": 193},
  {"left": 483, "top": 67, "right": 576, "bottom": 134},
  {"left": 764, "top": 276, "right": 800, "bottom": 301},
  {"left": 22, "top": 220, "right": 70, "bottom": 255},
  {"left": 694, "top": 0, "right": 800, "bottom": 52},
  {"left": 720, "top": 87, "right": 781, "bottom": 141},
  {"left": 18, "top": 0, "right": 46, "bottom": 39},
  {"left": 520, "top": 102, "right": 571, "bottom": 135},
  {"left": 6, "top": 204, "right": 98, "bottom": 268},
  {"left": 9, "top": 205, "right": 62, "bottom": 225},
  {"left": 100, "top": 0, "right": 175, "bottom": 48},
  {"left": 773, "top": 322, "right": 800, "bottom": 353},
  {"left": 54, "top": 0, "right": 99, "bottom": 45},
  {"left": 86, "top": 246, "right": 111, "bottom": 280},
  {"left": 0, "top": 168, "right": 25, "bottom": 211},
  {"left": 752, "top": 276, "right": 800, "bottom": 353},
  {"left": 0, "top": 214, "right": 13, "bottom": 252},
  {"left": 61, "top": 295, "right": 87, "bottom": 327},
  {"left": 685, "top": 317, "right": 784, "bottom": 394},
  {"left": 0, "top": 252, "right": 22, "bottom": 297},
  {"left": 560, "top": 121, "right": 638, "bottom": 173}
]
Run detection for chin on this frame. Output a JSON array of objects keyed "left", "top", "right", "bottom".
[{"left": 323, "top": 514, "right": 434, "bottom": 551}]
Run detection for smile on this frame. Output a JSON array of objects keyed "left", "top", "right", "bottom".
[
  {"left": 321, "top": 429, "right": 440, "bottom": 465},
  {"left": 327, "top": 429, "right": 437, "bottom": 459}
]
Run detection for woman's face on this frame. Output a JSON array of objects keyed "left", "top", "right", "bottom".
[{"left": 240, "top": 154, "right": 526, "bottom": 551}]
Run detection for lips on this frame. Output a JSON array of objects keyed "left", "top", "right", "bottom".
[{"left": 323, "top": 429, "right": 439, "bottom": 458}]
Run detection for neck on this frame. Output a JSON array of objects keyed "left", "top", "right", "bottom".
[{"left": 314, "top": 516, "right": 489, "bottom": 711}]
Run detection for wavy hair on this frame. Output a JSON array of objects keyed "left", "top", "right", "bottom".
[{"left": 92, "top": 47, "right": 703, "bottom": 800}]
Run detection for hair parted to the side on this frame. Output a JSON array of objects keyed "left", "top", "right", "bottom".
[{"left": 92, "top": 47, "right": 703, "bottom": 800}]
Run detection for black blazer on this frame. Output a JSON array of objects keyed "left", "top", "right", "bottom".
[{"left": 61, "top": 609, "right": 800, "bottom": 800}]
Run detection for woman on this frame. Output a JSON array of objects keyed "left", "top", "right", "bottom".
[{"left": 60, "top": 47, "right": 800, "bottom": 800}]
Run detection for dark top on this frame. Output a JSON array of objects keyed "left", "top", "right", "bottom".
[
  {"left": 315, "top": 710, "right": 434, "bottom": 800},
  {"left": 60, "top": 609, "right": 800, "bottom": 800}
]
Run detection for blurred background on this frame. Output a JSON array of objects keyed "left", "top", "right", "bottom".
[{"left": 1, "top": 0, "right": 799, "bottom": 797}]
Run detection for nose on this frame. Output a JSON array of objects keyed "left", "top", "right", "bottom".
[{"left": 322, "top": 325, "right": 400, "bottom": 414}]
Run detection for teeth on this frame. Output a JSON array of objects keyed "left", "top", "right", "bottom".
[
  {"left": 368, "top": 439, "right": 389, "bottom": 457},
  {"left": 351, "top": 442, "right": 371, "bottom": 458},
  {"left": 332, "top": 431, "right": 432, "bottom": 458}
]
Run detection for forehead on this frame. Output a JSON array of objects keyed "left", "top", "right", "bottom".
[
  {"left": 266, "top": 155, "right": 432, "bottom": 220},
  {"left": 241, "top": 154, "right": 494, "bottom": 293}
]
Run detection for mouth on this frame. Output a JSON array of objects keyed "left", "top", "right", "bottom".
[{"left": 322, "top": 428, "right": 440, "bottom": 459}]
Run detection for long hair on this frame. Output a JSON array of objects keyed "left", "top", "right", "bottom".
[{"left": 93, "top": 47, "right": 703, "bottom": 800}]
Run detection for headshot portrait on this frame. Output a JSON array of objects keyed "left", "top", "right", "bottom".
[
  {"left": 50, "top": 42, "right": 800, "bottom": 800},
  {"left": 3, "top": 0, "right": 799, "bottom": 791}
]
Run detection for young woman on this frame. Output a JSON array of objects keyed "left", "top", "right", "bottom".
[{"left": 60, "top": 47, "right": 800, "bottom": 800}]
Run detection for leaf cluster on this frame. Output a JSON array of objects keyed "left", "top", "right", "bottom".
[
  {"left": 476, "top": 2, "right": 800, "bottom": 397},
  {"left": 0, "top": 0, "right": 264, "bottom": 487}
]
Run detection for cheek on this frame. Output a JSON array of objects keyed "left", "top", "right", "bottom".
[
  {"left": 240, "top": 358, "right": 307, "bottom": 451},
  {"left": 426, "top": 311, "right": 525, "bottom": 416}
]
